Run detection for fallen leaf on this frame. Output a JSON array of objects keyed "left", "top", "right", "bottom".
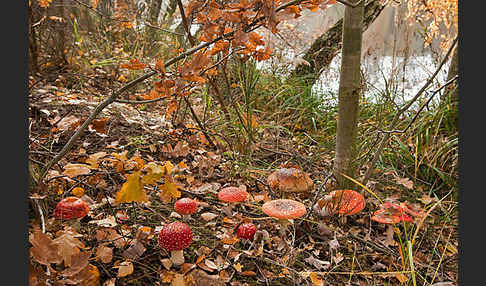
[
  {"left": 115, "top": 171, "right": 148, "bottom": 204},
  {"left": 332, "top": 252, "right": 344, "bottom": 265},
  {"left": 200, "top": 212, "right": 218, "bottom": 221},
  {"left": 72, "top": 187, "right": 85, "bottom": 197},
  {"left": 29, "top": 231, "right": 62, "bottom": 266},
  {"left": 89, "top": 215, "right": 118, "bottom": 228},
  {"left": 61, "top": 251, "right": 91, "bottom": 277},
  {"left": 53, "top": 230, "right": 85, "bottom": 267},
  {"left": 396, "top": 177, "right": 414, "bottom": 190},
  {"left": 309, "top": 272, "right": 324, "bottom": 286},
  {"left": 115, "top": 260, "right": 134, "bottom": 277},
  {"left": 63, "top": 163, "right": 91, "bottom": 178},
  {"left": 96, "top": 245, "right": 113, "bottom": 263},
  {"left": 395, "top": 272, "right": 409, "bottom": 283}
]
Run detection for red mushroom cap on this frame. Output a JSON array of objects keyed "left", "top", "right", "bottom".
[
  {"left": 262, "top": 199, "right": 307, "bottom": 219},
  {"left": 267, "top": 168, "right": 314, "bottom": 193},
  {"left": 371, "top": 202, "right": 413, "bottom": 224},
  {"left": 174, "top": 198, "right": 198, "bottom": 215},
  {"left": 319, "top": 190, "right": 365, "bottom": 216},
  {"left": 54, "top": 196, "right": 90, "bottom": 219},
  {"left": 218, "top": 187, "right": 248, "bottom": 203},
  {"left": 237, "top": 223, "right": 257, "bottom": 240},
  {"left": 158, "top": 222, "right": 193, "bottom": 251}
]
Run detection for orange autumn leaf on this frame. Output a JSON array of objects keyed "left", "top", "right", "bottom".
[
  {"left": 120, "top": 59, "right": 147, "bottom": 70},
  {"left": 89, "top": 118, "right": 109, "bottom": 134},
  {"left": 72, "top": 187, "right": 85, "bottom": 197},
  {"left": 91, "top": 0, "right": 99, "bottom": 9},
  {"left": 166, "top": 99, "right": 178, "bottom": 119},
  {"left": 115, "top": 171, "right": 148, "bottom": 204},
  {"left": 38, "top": 0, "right": 52, "bottom": 8}
]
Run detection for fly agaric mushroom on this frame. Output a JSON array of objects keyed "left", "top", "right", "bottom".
[
  {"left": 267, "top": 168, "right": 314, "bottom": 198},
  {"left": 371, "top": 202, "right": 413, "bottom": 224},
  {"left": 237, "top": 222, "right": 257, "bottom": 241},
  {"left": 218, "top": 186, "right": 248, "bottom": 216},
  {"left": 262, "top": 199, "right": 306, "bottom": 236},
  {"left": 174, "top": 198, "right": 197, "bottom": 221},
  {"left": 315, "top": 190, "right": 365, "bottom": 217},
  {"left": 54, "top": 196, "right": 90, "bottom": 220},
  {"left": 158, "top": 221, "right": 193, "bottom": 267}
]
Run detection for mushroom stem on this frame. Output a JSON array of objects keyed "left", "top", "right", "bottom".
[
  {"left": 170, "top": 250, "right": 185, "bottom": 266},
  {"left": 278, "top": 219, "right": 291, "bottom": 237}
]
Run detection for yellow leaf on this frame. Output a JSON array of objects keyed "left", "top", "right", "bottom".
[
  {"left": 141, "top": 162, "right": 164, "bottom": 185},
  {"left": 115, "top": 171, "right": 148, "bottom": 204},
  {"left": 72, "top": 187, "right": 85, "bottom": 197},
  {"left": 309, "top": 272, "right": 323, "bottom": 286},
  {"left": 158, "top": 176, "right": 181, "bottom": 203},
  {"left": 233, "top": 262, "right": 242, "bottom": 272},
  {"left": 177, "top": 160, "right": 188, "bottom": 170},
  {"left": 163, "top": 161, "right": 174, "bottom": 175}
]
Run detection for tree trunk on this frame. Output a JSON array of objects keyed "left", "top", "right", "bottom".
[
  {"left": 28, "top": 3, "right": 38, "bottom": 75},
  {"left": 144, "top": 0, "right": 163, "bottom": 57},
  {"left": 333, "top": 0, "right": 364, "bottom": 189},
  {"left": 291, "top": 1, "right": 384, "bottom": 86},
  {"left": 442, "top": 45, "right": 459, "bottom": 102}
]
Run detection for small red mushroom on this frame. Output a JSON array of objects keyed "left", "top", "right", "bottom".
[
  {"left": 158, "top": 222, "right": 193, "bottom": 266},
  {"left": 371, "top": 202, "right": 413, "bottom": 224},
  {"left": 54, "top": 196, "right": 90, "bottom": 220},
  {"left": 315, "top": 190, "right": 366, "bottom": 217},
  {"left": 237, "top": 223, "right": 257, "bottom": 241},
  {"left": 218, "top": 186, "right": 248, "bottom": 216},
  {"left": 262, "top": 199, "right": 306, "bottom": 236},
  {"left": 174, "top": 198, "right": 197, "bottom": 221}
]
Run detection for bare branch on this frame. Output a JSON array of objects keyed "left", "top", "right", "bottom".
[{"left": 362, "top": 37, "right": 458, "bottom": 186}]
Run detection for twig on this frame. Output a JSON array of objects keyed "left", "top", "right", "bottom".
[
  {"left": 176, "top": 0, "right": 196, "bottom": 46},
  {"left": 362, "top": 37, "right": 457, "bottom": 186},
  {"left": 377, "top": 75, "right": 458, "bottom": 134}
]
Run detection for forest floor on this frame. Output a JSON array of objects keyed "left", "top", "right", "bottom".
[{"left": 28, "top": 76, "right": 458, "bottom": 286}]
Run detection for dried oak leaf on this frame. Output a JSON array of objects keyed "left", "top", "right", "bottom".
[
  {"left": 95, "top": 245, "right": 113, "bottom": 263},
  {"left": 115, "top": 171, "right": 148, "bottom": 204},
  {"left": 29, "top": 231, "right": 62, "bottom": 266},
  {"left": 53, "top": 230, "right": 86, "bottom": 267},
  {"left": 61, "top": 251, "right": 91, "bottom": 277},
  {"left": 63, "top": 163, "right": 91, "bottom": 178}
]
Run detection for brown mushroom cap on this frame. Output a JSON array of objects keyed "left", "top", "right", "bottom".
[
  {"left": 218, "top": 187, "right": 248, "bottom": 203},
  {"left": 158, "top": 222, "right": 193, "bottom": 251},
  {"left": 319, "top": 190, "right": 365, "bottom": 216},
  {"left": 54, "top": 196, "right": 90, "bottom": 219},
  {"left": 267, "top": 168, "right": 314, "bottom": 193},
  {"left": 174, "top": 198, "right": 198, "bottom": 215},
  {"left": 262, "top": 199, "right": 307, "bottom": 219}
]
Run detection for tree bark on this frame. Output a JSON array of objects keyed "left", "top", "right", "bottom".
[
  {"left": 291, "top": 0, "right": 384, "bottom": 85},
  {"left": 442, "top": 45, "right": 459, "bottom": 103},
  {"left": 144, "top": 0, "right": 163, "bottom": 57},
  {"left": 333, "top": 0, "right": 364, "bottom": 189}
]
